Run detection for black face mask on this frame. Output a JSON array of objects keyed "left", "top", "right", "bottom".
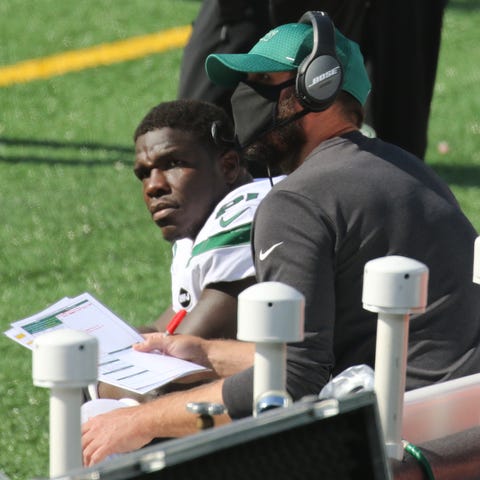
[{"left": 231, "top": 78, "right": 307, "bottom": 150}]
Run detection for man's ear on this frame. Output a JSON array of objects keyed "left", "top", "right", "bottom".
[{"left": 219, "top": 149, "right": 242, "bottom": 185}]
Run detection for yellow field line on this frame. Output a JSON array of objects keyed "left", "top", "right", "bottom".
[{"left": 0, "top": 25, "right": 192, "bottom": 88}]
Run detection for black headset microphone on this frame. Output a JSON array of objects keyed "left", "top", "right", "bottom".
[
  {"left": 255, "top": 11, "right": 343, "bottom": 185},
  {"left": 236, "top": 11, "right": 343, "bottom": 148},
  {"left": 218, "top": 11, "right": 344, "bottom": 186}
]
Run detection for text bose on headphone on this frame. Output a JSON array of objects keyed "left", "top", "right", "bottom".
[{"left": 295, "top": 11, "right": 343, "bottom": 112}]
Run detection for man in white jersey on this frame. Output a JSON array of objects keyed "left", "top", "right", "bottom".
[
  {"left": 132, "top": 100, "right": 280, "bottom": 339},
  {"left": 97, "top": 99, "right": 278, "bottom": 399}
]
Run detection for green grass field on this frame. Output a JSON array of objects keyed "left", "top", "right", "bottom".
[{"left": 0, "top": 1, "right": 479, "bottom": 478}]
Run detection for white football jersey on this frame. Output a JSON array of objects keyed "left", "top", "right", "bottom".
[{"left": 170, "top": 178, "right": 284, "bottom": 312}]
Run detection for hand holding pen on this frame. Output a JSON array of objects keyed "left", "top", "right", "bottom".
[{"left": 133, "top": 309, "right": 191, "bottom": 357}]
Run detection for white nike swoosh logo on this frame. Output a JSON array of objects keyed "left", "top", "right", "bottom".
[{"left": 259, "top": 242, "right": 284, "bottom": 261}]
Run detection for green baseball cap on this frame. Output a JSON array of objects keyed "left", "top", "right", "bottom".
[{"left": 206, "top": 23, "right": 371, "bottom": 106}]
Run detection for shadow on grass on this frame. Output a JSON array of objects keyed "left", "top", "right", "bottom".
[
  {"left": 448, "top": 0, "right": 480, "bottom": 11},
  {"left": 431, "top": 163, "right": 480, "bottom": 188},
  {"left": 0, "top": 136, "right": 133, "bottom": 166},
  {"left": 0, "top": 154, "right": 131, "bottom": 166},
  {"left": 0, "top": 136, "right": 133, "bottom": 153},
  {"left": 2, "top": 137, "right": 479, "bottom": 186}
]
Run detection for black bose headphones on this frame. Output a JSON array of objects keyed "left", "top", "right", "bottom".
[{"left": 295, "top": 11, "right": 343, "bottom": 112}]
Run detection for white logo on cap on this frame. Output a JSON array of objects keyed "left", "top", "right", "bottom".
[{"left": 261, "top": 29, "right": 279, "bottom": 42}]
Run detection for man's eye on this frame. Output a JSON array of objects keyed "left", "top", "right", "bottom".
[
  {"left": 134, "top": 167, "right": 149, "bottom": 180},
  {"left": 167, "top": 159, "right": 183, "bottom": 168},
  {"left": 254, "top": 73, "right": 272, "bottom": 84}
]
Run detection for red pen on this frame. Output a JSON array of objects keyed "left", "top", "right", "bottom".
[{"left": 164, "top": 309, "right": 187, "bottom": 336}]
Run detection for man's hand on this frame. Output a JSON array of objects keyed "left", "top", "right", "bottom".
[
  {"left": 82, "top": 405, "right": 153, "bottom": 466},
  {"left": 134, "top": 333, "right": 213, "bottom": 369},
  {"left": 134, "top": 333, "right": 255, "bottom": 379},
  {"left": 82, "top": 379, "right": 230, "bottom": 466}
]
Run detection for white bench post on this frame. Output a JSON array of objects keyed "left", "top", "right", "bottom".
[
  {"left": 237, "top": 282, "right": 304, "bottom": 416},
  {"left": 362, "top": 256, "right": 428, "bottom": 460},
  {"left": 32, "top": 329, "right": 98, "bottom": 477}
]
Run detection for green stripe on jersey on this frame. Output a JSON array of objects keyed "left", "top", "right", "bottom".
[{"left": 191, "top": 223, "right": 251, "bottom": 258}]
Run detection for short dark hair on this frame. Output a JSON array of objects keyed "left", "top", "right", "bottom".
[
  {"left": 336, "top": 91, "right": 364, "bottom": 128},
  {"left": 133, "top": 99, "right": 234, "bottom": 153}
]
